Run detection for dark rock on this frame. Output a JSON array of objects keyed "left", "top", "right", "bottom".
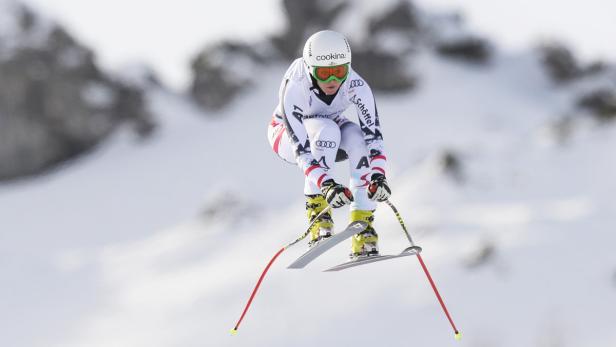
[
  {"left": 200, "top": 191, "right": 258, "bottom": 224},
  {"left": 425, "top": 12, "right": 492, "bottom": 64},
  {"left": 439, "top": 149, "right": 464, "bottom": 183},
  {"left": 369, "top": 0, "right": 419, "bottom": 34},
  {"left": 352, "top": 49, "right": 416, "bottom": 92},
  {"left": 436, "top": 37, "right": 491, "bottom": 64},
  {"left": 538, "top": 42, "right": 581, "bottom": 83},
  {"left": 18, "top": 4, "right": 37, "bottom": 32},
  {"left": 576, "top": 88, "right": 616, "bottom": 121},
  {"left": 464, "top": 241, "right": 495, "bottom": 269},
  {"left": 584, "top": 61, "right": 607, "bottom": 76},
  {"left": 115, "top": 83, "right": 156, "bottom": 138},
  {"left": 201, "top": 192, "right": 243, "bottom": 220},
  {"left": 538, "top": 41, "right": 609, "bottom": 84},
  {"left": 549, "top": 116, "right": 576, "bottom": 144},
  {"left": 270, "top": 0, "right": 349, "bottom": 59},
  {"left": 0, "top": 5, "right": 151, "bottom": 182},
  {"left": 190, "top": 41, "right": 269, "bottom": 111},
  {"left": 113, "top": 64, "right": 162, "bottom": 138}
]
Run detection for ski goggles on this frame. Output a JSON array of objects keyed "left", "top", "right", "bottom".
[{"left": 312, "top": 63, "right": 349, "bottom": 83}]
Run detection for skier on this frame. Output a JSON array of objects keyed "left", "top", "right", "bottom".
[{"left": 267, "top": 30, "right": 391, "bottom": 259}]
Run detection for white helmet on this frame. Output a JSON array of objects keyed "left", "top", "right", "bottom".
[{"left": 303, "top": 30, "right": 352, "bottom": 70}]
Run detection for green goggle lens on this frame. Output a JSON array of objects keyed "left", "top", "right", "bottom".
[{"left": 313, "top": 64, "right": 349, "bottom": 82}]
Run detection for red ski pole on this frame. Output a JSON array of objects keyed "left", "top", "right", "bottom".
[
  {"left": 385, "top": 200, "right": 462, "bottom": 340},
  {"left": 230, "top": 206, "right": 332, "bottom": 334}
]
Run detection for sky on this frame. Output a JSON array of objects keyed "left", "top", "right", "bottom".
[{"left": 21, "top": 0, "right": 616, "bottom": 90}]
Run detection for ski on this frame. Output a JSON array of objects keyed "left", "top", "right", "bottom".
[
  {"left": 287, "top": 221, "right": 368, "bottom": 269},
  {"left": 324, "top": 246, "right": 422, "bottom": 272}
]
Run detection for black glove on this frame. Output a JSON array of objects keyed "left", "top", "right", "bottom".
[
  {"left": 320, "top": 179, "right": 354, "bottom": 208},
  {"left": 367, "top": 173, "right": 391, "bottom": 202}
]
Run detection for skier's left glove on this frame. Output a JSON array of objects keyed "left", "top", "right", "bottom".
[{"left": 367, "top": 173, "right": 391, "bottom": 202}]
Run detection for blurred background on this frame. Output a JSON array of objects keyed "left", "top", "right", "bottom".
[{"left": 1, "top": 0, "right": 615, "bottom": 346}]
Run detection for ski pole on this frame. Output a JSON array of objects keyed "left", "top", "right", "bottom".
[
  {"left": 385, "top": 200, "right": 462, "bottom": 341},
  {"left": 231, "top": 205, "right": 332, "bottom": 335},
  {"left": 384, "top": 200, "right": 418, "bottom": 247}
]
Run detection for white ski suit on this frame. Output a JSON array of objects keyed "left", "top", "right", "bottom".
[{"left": 267, "top": 58, "right": 387, "bottom": 210}]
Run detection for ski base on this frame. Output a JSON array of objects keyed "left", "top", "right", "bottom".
[
  {"left": 287, "top": 221, "right": 368, "bottom": 269},
  {"left": 324, "top": 246, "right": 422, "bottom": 272}
]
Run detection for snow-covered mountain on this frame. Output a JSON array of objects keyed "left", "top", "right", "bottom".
[{"left": 1, "top": 1, "right": 615, "bottom": 347}]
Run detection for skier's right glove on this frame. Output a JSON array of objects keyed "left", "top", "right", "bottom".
[{"left": 320, "top": 179, "right": 354, "bottom": 208}]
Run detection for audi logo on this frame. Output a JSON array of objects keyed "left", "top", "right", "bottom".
[
  {"left": 315, "top": 140, "right": 337, "bottom": 148},
  {"left": 349, "top": 79, "right": 365, "bottom": 88}
]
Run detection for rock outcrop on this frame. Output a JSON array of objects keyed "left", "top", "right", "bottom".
[{"left": 0, "top": 3, "right": 152, "bottom": 181}]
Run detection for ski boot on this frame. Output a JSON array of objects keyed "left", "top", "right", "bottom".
[
  {"left": 306, "top": 194, "right": 334, "bottom": 247},
  {"left": 350, "top": 210, "right": 379, "bottom": 259}
]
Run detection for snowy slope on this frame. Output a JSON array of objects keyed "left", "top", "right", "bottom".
[{"left": 2, "top": 9, "right": 616, "bottom": 347}]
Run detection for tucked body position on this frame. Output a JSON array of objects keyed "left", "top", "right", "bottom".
[{"left": 267, "top": 30, "right": 391, "bottom": 259}]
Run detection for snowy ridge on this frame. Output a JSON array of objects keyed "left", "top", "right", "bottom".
[{"left": 0, "top": 0, "right": 54, "bottom": 56}]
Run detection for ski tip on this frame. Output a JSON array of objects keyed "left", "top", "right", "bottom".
[
  {"left": 230, "top": 328, "right": 238, "bottom": 336},
  {"left": 454, "top": 331, "right": 462, "bottom": 341}
]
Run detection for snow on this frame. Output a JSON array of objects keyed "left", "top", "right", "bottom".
[{"left": 2, "top": 3, "right": 616, "bottom": 347}]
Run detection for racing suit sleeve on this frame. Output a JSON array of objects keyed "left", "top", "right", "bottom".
[
  {"left": 279, "top": 79, "right": 334, "bottom": 189},
  {"left": 347, "top": 71, "right": 387, "bottom": 178}
]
